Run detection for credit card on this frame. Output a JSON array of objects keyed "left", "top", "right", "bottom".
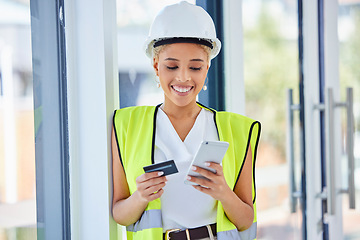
[{"left": 143, "top": 160, "right": 178, "bottom": 176}]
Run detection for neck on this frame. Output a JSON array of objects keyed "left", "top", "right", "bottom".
[{"left": 161, "top": 100, "right": 201, "bottom": 119}]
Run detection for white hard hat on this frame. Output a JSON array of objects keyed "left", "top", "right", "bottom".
[{"left": 144, "top": 1, "right": 221, "bottom": 60}]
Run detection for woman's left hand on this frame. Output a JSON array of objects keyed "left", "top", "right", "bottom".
[{"left": 187, "top": 162, "right": 232, "bottom": 201}]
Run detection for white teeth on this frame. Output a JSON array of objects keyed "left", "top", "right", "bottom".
[{"left": 173, "top": 86, "right": 192, "bottom": 93}]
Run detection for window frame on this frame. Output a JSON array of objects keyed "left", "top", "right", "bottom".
[
  {"left": 197, "top": 0, "right": 226, "bottom": 111},
  {"left": 30, "top": 0, "right": 70, "bottom": 239}
]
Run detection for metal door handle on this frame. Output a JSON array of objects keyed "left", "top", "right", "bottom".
[
  {"left": 344, "top": 88, "right": 355, "bottom": 209},
  {"left": 287, "top": 89, "right": 302, "bottom": 213},
  {"left": 324, "top": 88, "right": 355, "bottom": 215},
  {"left": 314, "top": 88, "right": 356, "bottom": 215},
  {"left": 325, "top": 88, "right": 336, "bottom": 215}
]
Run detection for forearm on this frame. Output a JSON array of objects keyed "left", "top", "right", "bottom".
[
  {"left": 220, "top": 189, "right": 254, "bottom": 231},
  {"left": 112, "top": 191, "right": 148, "bottom": 226}
]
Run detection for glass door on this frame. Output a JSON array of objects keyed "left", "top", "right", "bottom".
[
  {"left": 242, "top": 0, "right": 304, "bottom": 239},
  {"left": 300, "top": 1, "right": 359, "bottom": 239},
  {"left": 338, "top": 1, "right": 360, "bottom": 239}
]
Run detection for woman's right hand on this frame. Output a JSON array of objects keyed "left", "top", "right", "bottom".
[{"left": 135, "top": 171, "right": 167, "bottom": 203}]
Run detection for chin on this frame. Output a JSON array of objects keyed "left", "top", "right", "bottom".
[{"left": 173, "top": 100, "right": 197, "bottom": 108}]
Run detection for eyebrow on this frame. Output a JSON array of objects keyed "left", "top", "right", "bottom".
[
  {"left": 164, "top": 58, "right": 204, "bottom": 62},
  {"left": 164, "top": 58, "right": 179, "bottom": 61},
  {"left": 190, "top": 59, "right": 204, "bottom": 62}
]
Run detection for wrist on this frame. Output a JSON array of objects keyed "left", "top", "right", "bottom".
[
  {"left": 132, "top": 190, "right": 150, "bottom": 206},
  {"left": 218, "top": 186, "right": 236, "bottom": 204}
]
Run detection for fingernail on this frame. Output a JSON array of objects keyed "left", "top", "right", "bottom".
[
  {"left": 158, "top": 172, "right": 164, "bottom": 176},
  {"left": 205, "top": 162, "right": 210, "bottom": 167},
  {"left": 192, "top": 166, "right": 197, "bottom": 171},
  {"left": 186, "top": 176, "right": 191, "bottom": 180}
]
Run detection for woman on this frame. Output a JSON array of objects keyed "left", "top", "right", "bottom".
[{"left": 112, "top": 2, "right": 261, "bottom": 240}]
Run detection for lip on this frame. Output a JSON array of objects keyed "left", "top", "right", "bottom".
[{"left": 171, "top": 85, "right": 194, "bottom": 96}]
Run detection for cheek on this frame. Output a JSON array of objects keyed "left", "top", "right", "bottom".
[
  {"left": 159, "top": 65, "right": 168, "bottom": 73},
  {"left": 197, "top": 71, "right": 208, "bottom": 82},
  {"left": 158, "top": 68, "right": 174, "bottom": 81}
]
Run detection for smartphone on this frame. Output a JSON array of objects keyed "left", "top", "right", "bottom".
[{"left": 184, "top": 140, "right": 229, "bottom": 185}]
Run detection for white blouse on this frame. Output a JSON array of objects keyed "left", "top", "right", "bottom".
[{"left": 154, "top": 107, "right": 219, "bottom": 231}]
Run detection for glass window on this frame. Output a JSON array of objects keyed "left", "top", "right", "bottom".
[
  {"left": 116, "top": 0, "right": 195, "bottom": 108},
  {"left": 242, "top": 0, "right": 302, "bottom": 239},
  {"left": 0, "top": 0, "right": 37, "bottom": 239}
]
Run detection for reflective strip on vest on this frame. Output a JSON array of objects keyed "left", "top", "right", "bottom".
[
  {"left": 126, "top": 209, "right": 257, "bottom": 240},
  {"left": 217, "top": 222, "right": 257, "bottom": 240},
  {"left": 126, "top": 209, "right": 162, "bottom": 232}
]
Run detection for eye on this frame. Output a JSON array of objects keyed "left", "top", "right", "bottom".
[
  {"left": 166, "top": 66, "right": 178, "bottom": 70},
  {"left": 190, "top": 67, "right": 202, "bottom": 71}
]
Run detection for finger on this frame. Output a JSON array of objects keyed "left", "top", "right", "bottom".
[
  {"left": 138, "top": 180, "right": 165, "bottom": 199},
  {"left": 205, "top": 162, "right": 223, "bottom": 175},
  {"left": 137, "top": 176, "right": 167, "bottom": 192},
  {"left": 136, "top": 171, "right": 165, "bottom": 183},
  {"left": 136, "top": 176, "right": 167, "bottom": 193},
  {"left": 191, "top": 165, "right": 216, "bottom": 179},
  {"left": 143, "top": 181, "right": 166, "bottom": 195},
  {"left": 192, "top": 185, "right": 212, "bottom": 194},
  {"left": 186, "top": 175, "right": 212, "bottom": 188},
  {"left": 147, "top": 188, "right": 164, "bottom": 201}
]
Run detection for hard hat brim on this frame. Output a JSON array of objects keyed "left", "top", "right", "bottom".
[{"left": 144, "top": 37, "right": 221, "bottom": 60}]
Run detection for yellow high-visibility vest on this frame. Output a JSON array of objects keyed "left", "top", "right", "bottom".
[{"left": 113, "top": 103, "right": 261, "bottom": 240}]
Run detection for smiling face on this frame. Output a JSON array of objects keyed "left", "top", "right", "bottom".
[{"left": 153, "top": 43, "right": 209, "bottom": 109}]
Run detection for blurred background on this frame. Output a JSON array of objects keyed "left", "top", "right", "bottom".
[
  {"left": 0, "top": 0, "right": 36, "bottom": 239},
  {"left": 0, "top": 0, "right": 359, "bottom": 239}
]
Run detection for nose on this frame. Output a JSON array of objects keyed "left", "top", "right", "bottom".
[{"left": 176, "top": 68, "right": 191, "bottom": 82}]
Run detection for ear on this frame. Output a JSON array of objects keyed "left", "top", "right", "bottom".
[
  {"left": 207, "top": 60, "right": 211, "bottom": 70},
  {"left": 153, "top": 57, "right": 159, "bottom": 76},
  {"left": 204, "top": 62, "right": 210, "bottom": 75}
]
